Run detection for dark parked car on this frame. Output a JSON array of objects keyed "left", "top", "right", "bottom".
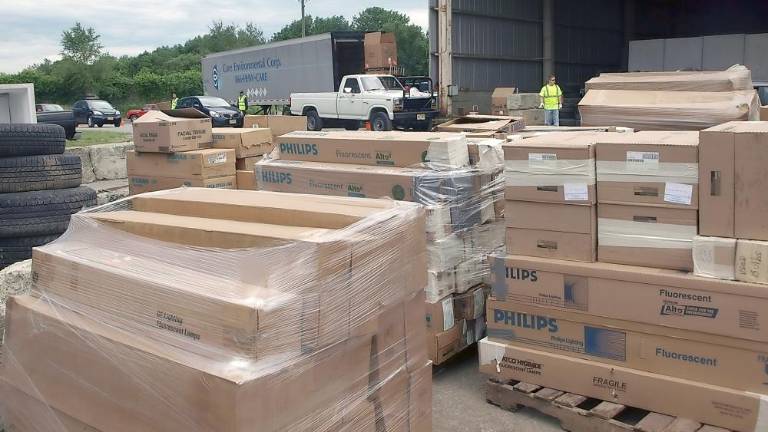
[
  {"left": 72, "top": 99, "right": 122, "bottom": 128},
  {"left": 36, "top": 104, "right": 77, "bottom": 139},
  {"left": 175, "top": 96, "right": 243, "bottom": 127}
]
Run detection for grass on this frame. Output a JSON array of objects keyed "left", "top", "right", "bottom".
[{"left": 67, "top": 130, "right": 132, "bottom": 147}]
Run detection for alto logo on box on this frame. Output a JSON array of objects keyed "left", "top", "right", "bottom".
[
  {"left": 505, "top": 267, "right": 538, "bottom": 282},
  {"left": 376, "top": 150, "right": 394, "bottom": 166},
  {"left": 280, "top": 143, "right": 318, "bottom": 155},
  {"left": 493, "top": 309, "right": 558, "bottom": 332},
  {"left": 659, "top": 301, "right": 719, "bottom": 319},
  {"left": 260, "top": 170, "right": 292, "bottom": 184}
]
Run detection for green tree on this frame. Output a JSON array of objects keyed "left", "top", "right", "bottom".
[
  {"left": 352, "top": 8, "right": 428, "bottom": 76},
  {"left": 352, "top": 7, "right": 409, "bottom": 31},
  {"left": 61, "top": 22, "right": 103, "bottom": 64},
  {"left": 271, "top": 15, "right": 350, "bottom": 41}
]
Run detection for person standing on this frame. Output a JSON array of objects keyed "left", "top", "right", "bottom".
[
  {"left": 539, "top": 75, "right": 563, "bottom": 126},
  {"left": 238, "top": 91, "right": 248, "bottom": 115},
  {"left": 171, "top": 93, "right": 178, "bottom": 109}
]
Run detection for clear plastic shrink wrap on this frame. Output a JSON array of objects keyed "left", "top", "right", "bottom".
[{"left": 0, "top": 188, "right": 432, "bottom": 432}]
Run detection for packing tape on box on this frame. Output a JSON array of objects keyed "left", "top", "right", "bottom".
[
  {"left": 693, "top": 236, "right": 736, "bottom": 280},
  {"left": 504, "top": 159, "right": 596, "bottom": 187},
  {"left": 598, "top": 218, "right": 696, "bottom": 249},
  {"left": 596, "top": 161, "right": 698, "bottom": 184}
]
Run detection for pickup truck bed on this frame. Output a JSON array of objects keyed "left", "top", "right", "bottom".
[{"left": 37, "top": 111, "right": 77, "bottom": 140}]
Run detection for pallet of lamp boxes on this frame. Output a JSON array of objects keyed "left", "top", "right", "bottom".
[
  {"left": 254, "top": 130, "right": 506, "bottom": 365},
  {"left": 481, "top": 126, "right": 768, "bottom": 432},
  {"left": 0, "top": 188, "right": 432, "bottom": 432},
  {"left": 127, "top": 111, "right": 304, "bottom": 194}
]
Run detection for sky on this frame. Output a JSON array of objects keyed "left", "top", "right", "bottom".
[{"left": 0, "top": 0, "right": 429, "bottom": 73}]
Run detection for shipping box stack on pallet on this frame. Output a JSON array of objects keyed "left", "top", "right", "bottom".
[
  {"left": 255, "top": 130, "right": 506, "bottom": 365},
  {"left": 490, "top": 88, "right": 545, "bottom": 126},
  {"left": 481, "top": 124, "right": 768, "bottom": 432},
  {"left": 0, "top": 188, "right": 432, "bottom": 431}
]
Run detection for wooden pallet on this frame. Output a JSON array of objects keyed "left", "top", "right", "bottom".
[{"left": 485, "top": 378, "right": 732, "bottom": 432}]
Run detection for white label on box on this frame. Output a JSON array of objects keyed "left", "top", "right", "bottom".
[
  {"left": 563, "top": 183, "right": 589, "bottom": 201},
  {"left": 626, "top": 151, "right": 659, "bottom": 170},
  {"left": 528, "top": 153, "right": 557, "bottom": 161},
  {"left": 441, "top": 297, "right": 455, "bottom": 331},
  {"left": 664, "top": 182, "right": 693, "bottom": 205},
  {"left": 207, "top": 153, "right": 228, "bottom": 165}
]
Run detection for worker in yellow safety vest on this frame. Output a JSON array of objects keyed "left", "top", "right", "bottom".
[
  {"left": 238, "top": 91, "right": 248, "bottom": 115},
  {"left": 171, "top": 93, "right": 178, "bottom": 109},
  {"left": 539, "top": 75, "right": 563, "bottom": 126}
]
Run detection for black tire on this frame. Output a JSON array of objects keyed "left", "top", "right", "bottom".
[
  {"left": 114, "top": 120, "right": 122, "bottom": 127},
  {"left": 65, "top": 125, "right": 76, "bottom": 140},
  {"left": 97, "top": 123, "right": 104, "bottom": 128},
  {"left": 344, "top": 120, "right": 361, "bottom": 131},
  {"left": 0, "top": 234, "right": 62, "bottom": 268},
  {"left": 306, "top": 109, "right": 323, "bottom": 131},
  {"left": 0, "top": 186, "right": 97, "bottom": 238},
  {"left": 0, "top": 124, "right": 66, "bottom": 157},
  {"left": 0, "top": 154, "right": 82, "bottom": 193},
  {"left": 413, "top": 119, "right": 434, "bottom": 132},
  {"left": 370, "top": 111, "right": 393, "bottom": 131}
]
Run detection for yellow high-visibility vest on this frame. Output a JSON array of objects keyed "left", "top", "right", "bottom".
[
  {"left": 238, "top": 95, "right": 247, "bottom": 111},
  {"left": 539, "top": 84, "right": 562, "bottom": 110},
  {"left": 171, "top": 98, "right": 178, "bottom": 109}
]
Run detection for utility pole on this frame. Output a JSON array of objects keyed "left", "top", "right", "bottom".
[{"left": 300, "top": 0, "right": 307, "bottom": 38}]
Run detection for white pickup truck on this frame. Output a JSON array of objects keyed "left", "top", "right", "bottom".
[{"left": 290, "top": 75, "right": 438, "bottom": 131}]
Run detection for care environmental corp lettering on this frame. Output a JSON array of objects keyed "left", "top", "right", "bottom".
[{"left": 219, "top": 57, "right": 283, "bottom": 84}]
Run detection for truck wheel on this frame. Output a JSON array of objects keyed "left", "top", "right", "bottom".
[
  {"left": 0, "top": 124, "right": 66, "bottom": 157},
  {"left": 414, "top": 119, "right": 434, "bottom": 132},
  {"left": 114, "top": 120, "right": 122, "bottom": 127},
  {"left": 344, "top": 120, "right": 361, "bottom": 131},
  {"left": 0, "top": 154, "right": 82, "bottom": 193},
  {"left": 370, "top": 112, "right": 393, "bottom": 131},
  {"left": 0, "top": 186, "right": 97, "bottom": 238},
  {"left": 306, "top": 110, "right": 323, "bottom": 131}
]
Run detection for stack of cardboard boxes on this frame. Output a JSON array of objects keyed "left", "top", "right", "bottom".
[
  {"left": 490, "top": 88, "right": 544, "bottom": 125},
  {"left": 364, "top": 32, "right": 398, "bottom": 71},
  {"left": 211, "top": 127, "right": 273, "bottom": 190},
  {"left": 0, "top": 188, "right": 432, "bottom": 431},
  {"left": 256, "top": 130, "right": 506, "bottom": 365},
  {"left": 483, "top": 126, "right": 768, "bottom": 431}
]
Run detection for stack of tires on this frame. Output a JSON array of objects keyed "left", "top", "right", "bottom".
[{"left": 0, "top": 124, "right": 97, "bottom": 269}]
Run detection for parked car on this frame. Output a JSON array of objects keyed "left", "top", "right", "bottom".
[
  {"left": 290, "top": 74, "right": 438, "bottom": 131},
  {"left": 175, "top": 96, "right": 243, "bottom": 127},
  {"left": 35, "top": 104, "right": 77, "bottom": 139},
  {"left": 126, "top": 104, "right": 158, "bottom": 122},
  {"left": 72, "top": 99, "right": 122, "bottom": 128}
]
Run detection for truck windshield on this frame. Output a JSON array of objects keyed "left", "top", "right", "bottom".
[{"left": 361, "top": 76, "right": 402, "bottom": 91}]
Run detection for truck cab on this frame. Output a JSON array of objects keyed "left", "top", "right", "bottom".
[{"left": 290, "top": 74, "right": 437, "bottom": 131}]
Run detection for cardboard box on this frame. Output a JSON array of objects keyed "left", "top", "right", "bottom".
[
  {"left": 736, "top": 239, "right": 768, "bottom": 285},
  {"left": 585, "top": 69, "right": 754, "bottom": 92},
  {"left": 425, "top": 294, "right": 455, "bottom": 333},
  {"left": 243, "top": 115, "right": 307, "bottom": 139},
  {"left": 490, "top": 254, "right": 768, "bottom": 343},
  {"left": 128, "top": 175, "right": 235, "bottom": 195},
  {"left": 478, "top": 338, "right": 766, "bottom": 432},
  {"left": 364, "top": 32, "right": 398, "bottom": 69},
  {"left": 596, "top": 131, "right": 699, "bottom": 208},
  {"left": 426, "top": 269, "right": 456, "bottom": 303},
  {"left": 694, "top": 236, "right": 736, "bottom": 280},
  {"left": 597, "top": 203, "right": 696, "bottom": 271},
  {"left": 436, "top": 115, "right": 524, "bottom": 134},
  {"left": 212, "top": 128, "right": 273, "bottom": 158},
  {"left": 275, "top": 130, "right": 470, "bottom": 168},
  {"left": 504, "top": 132, "right": 612, "bottom": 204},
  {"left": 127, "top": 149, "right": 236, "bottom": 179},
  {"left": 506, "top": 108, "right": 545, "bottom": 126},
  {"left": 1, "top": 296, "right": 376, "bottom": 432},
  {"left": 0, "top": 382, "right": 101, "bottom": 432},
  {"left": 132, "top": 109, "right": 213, "bottom": 153},
  {"left": 491, "top": 88, "right": 517, "bottom": 112},
  {"left": 453, "top": 284, "right": 487, "bottom": 321},
  {"left": 428, "top": 323, "right": 460, "bottom": 365},
  {"left": 505, "top": 201, "right": 596, "bottom": 262},
  {"left": 505, "top": 93, "right": 540, "bottom": 110},
  {"left": 762, "top": 106, "right": 768, "bottom": 121},
  {"left": 487, "top": 298, "right": 768, "bottom": 393},
  {"left": 407, "top": 362, "right": 433, "bottom": 432},
  {"left": 236, "top": 156, "right": 262, "bottom": 170},
  {"left": 236, "top": 169, "right": 258, "bottom": 190},
  {"left": 700, "top": 122, "right": 768, "bottom": 239}
]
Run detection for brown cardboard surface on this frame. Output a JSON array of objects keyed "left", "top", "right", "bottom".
[
  {"left": 236, "top": 170, "right": 258, "bottom": 190},
  {"left": 596, "top": 131, "right": 699, "bottom": 208},
  {"left": 427, "top": 324, "right": 460, "bottom": 366},
  {"left": 1, "top": 382, "right": 102, "bottom": 432},
  {"left": 453, "top": 284, "right": 488, "bottom": 321},
  {"left": 585, "top": 69, "right": 754, "bottom": 92},
  {"left": 598, "top": 204, "right": 696, "bottom": 271},
  {"left": 490, "top": 254, "right": 768, "bottom": 342},
  {"left": 734, "top": 123, "right": 768, "bottom": 240},
  {"left": 2, "top": 296, "right": 375, "bottom": 432},
  {"left": 128, "top": 175, "right": 235, "bottom": 195},
  {"left": 505, "top": 109, "right": 545, "bottom": 126},
  {"left": 407, "top": 362, "right": 433, "bottom": 432},
  {"left": 425, "top": 294, "right": 455, "bottom": 333},
  {"left": 506, "top": 227, "right": 596, "bottom": 262},
  {"left": 243, "top": 115, "right": 307, "bottom": 139},
  {"left": 275, "top": 130, "right": 470, "bottom": 168},
  {"left": 255, "top": 159, "right": 421, "bottom": 200},
  {"left": 487, "top": 298, "right": 768, "bottom": 393},
  {"left": 478, "top": 338, "right": 765, "bottom": 432},
  {"left": 236, "top": 156, "right": 262, "bottom": 170},
  {"left": 505, "top": 201, "right": 595, "bottom": 234},
  {"left": 491, "top": 88, "right": 517, "bottom": 110},
  {"left": 736, "top": 239, "right": 768, "bottom": 285},
  {"left": 132, "top": 109, "right": 213, "bottom": 153},
  {"left": 699, "top": 123, "right": 736, "bottom": 237},
  {"left": 436, "top": 115, "right": 523, "bottom": 134},
  {"left": 693, "top": 235, "right": 737, "bottom": 280},
  {"left": 127, "top": 149, "right": 236, "bottom": 178},
  {"left": 762, "top": 106, "right": 768, "bottom": 121},
  {"left": 212, "top": 128, "right": 273, "bottom": 158}
]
